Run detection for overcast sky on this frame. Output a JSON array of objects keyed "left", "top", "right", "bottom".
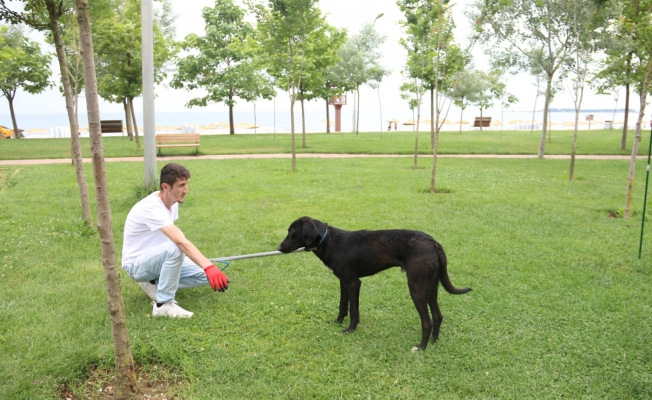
[{"left": 0, "top": 0, "right": 643, "bottom": 121}]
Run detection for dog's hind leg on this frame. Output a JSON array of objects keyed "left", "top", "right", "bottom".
[
  {"left": 429, "top": 283, "right": 443, "bottom": 343},
  {"left": 407, "top": 279, "right": 434, "bottom": 351},
  {"left": 335, "top": 280, "right": 349, "bottom": 324}
]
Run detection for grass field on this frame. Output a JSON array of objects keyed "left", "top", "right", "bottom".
[
  {"left": 1, "top": 155, "right": 651, "bottom": 398},
  {"left": 0, "top": 128, "right": 650, "bottom": 160}
]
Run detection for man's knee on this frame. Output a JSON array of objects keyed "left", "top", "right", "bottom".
[{"left": 164, "top": 243, "right": 184, "bottom": 264}]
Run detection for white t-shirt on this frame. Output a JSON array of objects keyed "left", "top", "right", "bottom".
[{"left": 122, "top": 191, "right": 178, "bottom": 266}]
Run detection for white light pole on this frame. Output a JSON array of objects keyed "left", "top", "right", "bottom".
[
  {"left": 142, "top": 0, "right": 156, "bottom": 189},
  {"left": 373, "top": 13, "right": 384, "bottom": 136},
  {"left": 353, "top": 13, "right": 384, "bottom": 134}
]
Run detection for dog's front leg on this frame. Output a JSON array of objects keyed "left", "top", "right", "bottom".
[
  {"left": 335, "top": 280, "right": 348, "bottom": 324},
  {"left": 343, "top": 278, "right": 361, "bottom": 333}
]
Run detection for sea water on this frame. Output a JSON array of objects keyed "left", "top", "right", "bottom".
[{"left": 0, "top": 109, "right": 643, "bottom": 139}]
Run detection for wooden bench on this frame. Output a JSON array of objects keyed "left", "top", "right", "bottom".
[
  {"left": 473, "top": 117, "right": 491, "bottom": 128},
  {"left": 100, "top": 120, "right": 123, "bottom": 134},
  {"left": 156, "top": 133, "right": 201, "bottom": 156}
]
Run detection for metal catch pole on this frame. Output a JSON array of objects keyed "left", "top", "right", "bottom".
[
  {"left": 210, "top": 247, "right": 305, "bottom": 263},
  {"left": 639, "top": 125, "right": 652, "bottom": 259}
]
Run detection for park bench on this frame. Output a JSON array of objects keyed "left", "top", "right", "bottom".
[
  {"left": 156, "top": 133, "right": 201, "bottom": 156},
  {"left": 100, "top": 120, "right": 123, "bottom": 134},
  {"left": 473, "top": 117, "right": 491, "bottom": 128}
]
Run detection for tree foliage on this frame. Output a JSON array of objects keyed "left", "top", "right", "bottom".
[
  {"left": 0, "top": 24, "right": 51, "bottom": 138},
  {"left": 94, "top": 0, "right": 175, "bottom": 114},
  {"left": 470, "top": 0, "right": 577, "bottom": 158},
  {"left": 592, "top": 0, "right": 650, "bottom": 150},
  {"left": 249, "top": 0, "right": 322, "bottom": 170},
  {"left": 172, "top": 0, "right": 274, "bottom": 134},
  {"left": 328, "top": 23, "right": 388, "bottom": 134}
]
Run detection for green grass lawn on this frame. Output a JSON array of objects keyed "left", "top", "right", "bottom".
[
  {"left": 1, "top": 157, "right": 651, "bottom": 398},
  {"left": 0, "top": 128, "right": 650, "bottom": 160}
]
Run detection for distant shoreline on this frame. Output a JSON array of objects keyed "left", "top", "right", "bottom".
[{"left": 1, "top": 108, "right": 643, "bottom": 135}]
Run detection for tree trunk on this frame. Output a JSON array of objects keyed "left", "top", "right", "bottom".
[
  {"left": 228, "top": 92, "right": 235, "bottom": 135},
  {"left": 47, "top": 0, "right": 93, "bottom": 228},
  {"left": 531, "top": 77, "right": 540, "bottom": 134},
  {"left": 123, "top": 98, "right": 134, "bottom": 140},
  {"left": 128, "top": 97, "right": 139, "bottom": 148},
  {"left": 621, "top": 83, "right": 630, "bottom": 151},
  {"left": 624, "top": 59, "right": 652, "bottom": 218},
  {"left": 570, "top": 105, "right": 581, "bottom": 181},
  {"left": 356, "top": 87, "right": 361, "bottom": 136},
  {"left": 378, "top": 85, "right": 383, "bottom": 138},
  {"left": 325, "top": 97, "right": 330, "bottom": 133},
  {"left": 538, "top": 76, "right": 553, "bottom": 159},
  {"left": 74, "top": 0, "right": 139, "bottom": 398},
  {"left": 480, "top": 108, "right": 484, "bottom": 131},
  {"left": 430, "top": 120, "right": 441, "bottom": 194},
  {"left": 415, "top": 82, "right": 423, "bottom": 169},
  {"left": 570, "top": 68, "right": 585, "bottom": 181},
  {"left": 431, "top": 78, "right": 441, "bottom": 193},
  {"left": 413, "top": 114, "right": 419, "bottom": 170},
  {"left": 459, "top": 105, "right": 463, "bottom": 135},
  {"left": 413, "top": 79, "right": 421, "bottom": 170},
  {"left": 290, "top": 93, "right": 296, "bottom": 171},
  {"left": 430, "top": 88, "right": 435, "bottom": 146},
  {"left": 6, "top": 93, "right": 20, "bottom": 139},
  {"left": 301, "top": 97, "right": 306, "bottom": 148}
]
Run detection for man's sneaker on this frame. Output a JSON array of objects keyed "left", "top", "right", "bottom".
[
  {"left": 152, "top": 302, "right": 194, "bottom": 318},
  {"left": 138, "top": 281, "right": 157, "bottom": 301}
]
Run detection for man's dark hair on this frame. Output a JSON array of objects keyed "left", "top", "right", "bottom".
[{"left": 160, "top": 163, "right": 190, "bottom": 189}]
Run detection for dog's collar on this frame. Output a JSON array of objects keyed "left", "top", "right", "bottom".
[{"left": 307, "top": 228, "right": 328, "bottom": 251}]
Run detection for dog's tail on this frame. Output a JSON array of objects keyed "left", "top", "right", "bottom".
[{"left": 437, "top": 246, "right": 472, "bottom": 295}]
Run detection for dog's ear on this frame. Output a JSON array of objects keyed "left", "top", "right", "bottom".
[{"left": 301, "top": 219, "right": 320, "bottom": 247}]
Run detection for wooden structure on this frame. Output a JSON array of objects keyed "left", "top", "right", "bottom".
[
  {"left": 473, "top": 117, "right": 492, "bottom": 128},
  {"left": 155, "top": 133, "right": 201, "bottom": 156},
  {"left": 99, "top": 120, "right": 123, "bottom": 134},
  {"left": 329, "top": 95, "right": 347, "bottom": 132}
]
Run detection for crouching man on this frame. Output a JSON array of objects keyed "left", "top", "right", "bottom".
[{"left": 121, "top": 163, "right": 229, "bottom": 318}]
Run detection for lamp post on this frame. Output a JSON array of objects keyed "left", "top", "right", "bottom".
[
  {"left": 142, "top": 0, "right": 156, "bottom": 190},
  {"left": 373, "top": 13, "right": 384, "bottom": 136},
  {"left": 352, "top": 13, "right": 384, "bottom": 134}
]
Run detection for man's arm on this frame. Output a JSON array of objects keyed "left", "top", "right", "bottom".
[
  {"left": 160, "top": 224, "right": 229, "bottom": 291},
  {"left": 160, "top": 224, "right": 212, "bottom": 267}
]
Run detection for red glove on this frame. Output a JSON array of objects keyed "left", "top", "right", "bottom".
[{"left": 203, "top": 265, "right": 230, "bottom": 292}]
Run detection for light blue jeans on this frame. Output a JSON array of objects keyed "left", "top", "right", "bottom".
[{"left": 122, "top": 241, "right": 209, "bottom": 303}]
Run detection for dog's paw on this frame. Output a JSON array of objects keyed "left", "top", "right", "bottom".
[
  {"left": 411, "top": 346, "right": 423, "bottom": 352},
  {"left": 342, "top": 327, "right": 356, "bottom": 334}
]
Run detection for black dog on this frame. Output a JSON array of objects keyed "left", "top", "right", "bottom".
[{"left": 278, "top": 216, "right": 471, "bottom": 351}]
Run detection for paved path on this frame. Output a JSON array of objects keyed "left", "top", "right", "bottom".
[{"left": 0, "top": 153, "right": 646, "bottom": 166}]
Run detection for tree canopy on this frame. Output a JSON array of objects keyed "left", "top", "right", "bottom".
[
  {"left": 172, "top": 0, "right": 274, "bottom": 134},
  {"left": 0, "top": 24, "right": 51, "bottom": 138},
  {"left": 94, "top": 0, "right": 174, "bottom": 105},
  {"left": 470, "top": 0, "right": 576, "bottom": 158}
]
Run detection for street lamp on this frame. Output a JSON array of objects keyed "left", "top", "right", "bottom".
[
  {"left": 353, "top": 12, "right": 385, "bottom": 133},
  {"left": 373, "top": 13, "right": 384, "bottom": 136},
  {"left": 142, "top": 0, "right": 156, "bottom": 190}
]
